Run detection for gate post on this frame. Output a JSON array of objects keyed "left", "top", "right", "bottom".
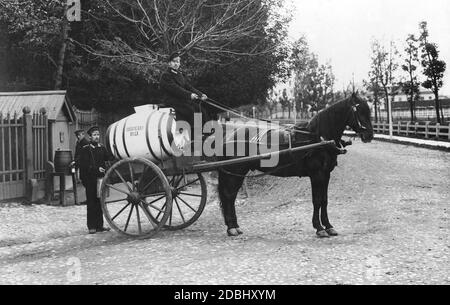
[
  {"left": 23, "top": 107, "right": 36, "bottom": 202},
  {"left": 448, "top": 123, "right": 450, "bottom": 140}
]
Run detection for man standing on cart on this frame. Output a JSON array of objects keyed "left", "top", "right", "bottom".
[{"left": 159, "top": 51, "right": 209, "bottom": 138}]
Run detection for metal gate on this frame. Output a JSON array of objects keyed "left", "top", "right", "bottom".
[{"left": 0, "top": 109, "right": 48, "bottom": 201}]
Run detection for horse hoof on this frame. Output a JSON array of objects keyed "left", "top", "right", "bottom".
[
  {"left": 316, "top": 230, "right": 330, "bottom": 238},
  {"left": 236, "top": 228, "right": 243, "bottom": 235},
  {"left": 227, "top": 228, "right": 241, "bottom": 237},
  {"left": 326, "top": 228, "right": 338, "bottom": 236}
]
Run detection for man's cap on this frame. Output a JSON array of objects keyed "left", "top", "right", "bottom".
[
  {"left": 87, "top": 126, "right": 100, "bottom": 136},
  {"left": 74, "top": 129, "right": 84, "bottom": 136},
  {"left": 168, "top": 51, "right": 181, "bottom": 62}
]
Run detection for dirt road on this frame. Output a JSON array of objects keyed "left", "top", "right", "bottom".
[{"left": 0, "top": 140, "right": 448, "bottom": 284}]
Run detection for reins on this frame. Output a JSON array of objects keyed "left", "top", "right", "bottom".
[{"left": 199, "top": 98, "right": 315, "bottom": 137}]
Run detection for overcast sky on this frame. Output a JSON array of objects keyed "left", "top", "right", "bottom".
[{"left": 288, "top": 0, "right": 450, "bottom": 95}]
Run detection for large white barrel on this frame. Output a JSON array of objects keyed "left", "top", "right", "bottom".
[{"left": 106, "top": 109, "right": 177, "bottom": 162}]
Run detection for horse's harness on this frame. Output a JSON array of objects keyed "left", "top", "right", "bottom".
[{"left": 211, "top": 98, "right": 366, "bottom": 179}]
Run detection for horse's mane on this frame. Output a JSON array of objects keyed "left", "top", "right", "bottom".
[{"left": 299, "top": 95, "right": 358, "bottom": 142}]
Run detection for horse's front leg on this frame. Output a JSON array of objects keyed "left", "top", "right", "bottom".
[
  {"left": 310, "top": 172, "right": 331, "bottom": 238},
  {"left": 218, "top": 170, "right": 246, "bottom": 236},
  {"left": 318, "top": 171, "right": 338, "bottom": 236}
]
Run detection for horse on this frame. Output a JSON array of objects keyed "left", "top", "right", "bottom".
[{"left": 218, "top": 93, "right": 374, "bottom": 238}]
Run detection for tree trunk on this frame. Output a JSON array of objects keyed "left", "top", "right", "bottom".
[
  {"left": 0, "top": 21, "right": 8, "bottom": 88},
  {"left": 409, "top": 90, "right": 415, "bottom": 122},
  {"left": 434, "top": 91, "right": 441, "bottom": 124},
  {"left": 54, "top": 5, "right": 70, "bottom": 90},
  {"left": 383, "top": 87, "right": 389, "bottom": 122},
  {"left": 409, "top": 99, "right": 415, "bottom": 122},
  {"left": 374, "top": 98, "right": 378, "bottom": 122}
]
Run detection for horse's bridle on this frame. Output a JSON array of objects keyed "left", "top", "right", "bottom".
[{"left": 349, "top": 103, "right": 367, "bottom": 132}]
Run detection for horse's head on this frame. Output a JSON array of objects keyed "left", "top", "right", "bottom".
[{"left": 347, "top": 93, "right": 373, "bottom": 143}]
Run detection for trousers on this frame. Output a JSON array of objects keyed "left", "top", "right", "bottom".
[{"left": 83, "top": 178, "right": 104, "bottom": 230}]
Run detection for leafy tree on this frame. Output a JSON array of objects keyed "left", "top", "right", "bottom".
[
  {"left": 370, "top": 39, "right": 399, "bottom": 123},
  {"left": 278, "top": 88, "right": 290, "bottom": 118},
  {"left": 400, "top": 34, "right": 420, "bottom": 122},
  {"left": 419, "top": 21, "right": 446, "bottom": 123},
  {"left": 0, "top": 0, "right": 67, "bottom": 90},
  {"left": 0, "top": 0, "right": 291, "bottom": 115},
  {"left": 363, "top": 76, "right": 381, "bottom": 122},
  {"left": 291, "top": 39, "right": 335, "bottom": 117},
  {"left": 265, "top": 89, "right": 278, "bottom": 118}
]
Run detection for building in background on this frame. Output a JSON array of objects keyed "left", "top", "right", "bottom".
[
  {"left": 367, "top": 86, "right": 450, "bottom": 121},
  {"left": 0, "top": 90, "right": 76, "bottom": 159},
  {"left": 0, "top": 90, "right": 76, "bottom": 201}
]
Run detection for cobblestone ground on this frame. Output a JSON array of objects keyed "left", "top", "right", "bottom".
[{"left": 0, "top": 140, "right": 448, "bottom": 285}]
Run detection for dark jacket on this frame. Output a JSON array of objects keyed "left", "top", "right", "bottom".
[
  {"left": 78, "top": 142, "right": 114, "bottom": 183},
  {"left": 159, "top": 68, "right": 203, "bottom": 107},
  {"left": 74, "top": 137, "right": 90, "bottom": 168}
]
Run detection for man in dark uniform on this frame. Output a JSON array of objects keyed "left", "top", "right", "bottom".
[
  {"left": 72, "top": 129, "right": 90, "bottom": 168},
  {"left": 70, "top": 129, "right": 90, "bottom": 205},
  {"left": 159, "top": 51, "right": 209, "bottom": 128},
  {"left": 78, "top": 126, "right": 114, "bottom": 234}
]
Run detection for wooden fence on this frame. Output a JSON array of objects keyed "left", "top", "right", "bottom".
[
  {"left": 372, "top": 121, "right": 450, "bottom": 140},
  {"left": 0, "top": 107, "right": 48, "bottom": 201}
]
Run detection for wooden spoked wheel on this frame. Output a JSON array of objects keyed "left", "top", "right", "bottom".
[
  {"left": 100, "top": 158, "right": 172, "bottom": 238},
  {"left": 158, "top": 173, "right": 207, "bottom": 230}
]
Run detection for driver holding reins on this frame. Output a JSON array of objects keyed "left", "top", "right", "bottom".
[{"left": 159, "top": 51, "right": 208, "bottom": 131}]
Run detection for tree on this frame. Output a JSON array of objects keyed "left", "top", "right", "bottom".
[
  {"left": 370, "top": 39, "right": 399, "bottom": 123},
  {"left": 292, "top": 45, "right": 335, "bottom": 116},
  {"left": 279, "top": 88, "right": 290, "bottom": 118},
  {"left": 76, "top": 0, "right": 285, "bottom": 79},
  {"left": 0, "top": 0, "right": 69, "bottom": 90},
  {"left": 400, "top": 34, "right": 420, "bottom": 122},
  {"left": 419, "top": 21, "right": 446, "bottom": 123},
  {"left": 364, "top": 75, "right": 381, "bottom": 122},
  {"left": 0, "top": 0, "right": 291, "bottom": 113}
]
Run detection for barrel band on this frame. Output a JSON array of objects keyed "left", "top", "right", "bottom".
[
  {"left": 113, "top": 122, "right": 123, "bottom": 160},
  {"left": 158, "top": 113, "right": 172, "bottom": 157},
  {"left": 166, "top": 113, "right": 174, "bottom": 147},
  {"left": 122, "top": 116, "right": 131, "bottom": 158},
  {"left": 145, "top": 111, "right": 160, "bottom": 161}
]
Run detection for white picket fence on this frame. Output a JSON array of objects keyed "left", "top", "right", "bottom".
[{"left": 372, "top": 121, "right": 450, "bottom": 140}]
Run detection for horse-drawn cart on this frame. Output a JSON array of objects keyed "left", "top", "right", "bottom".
[{"left": 100, "top": 105, "right": 336, "bottom": 238}]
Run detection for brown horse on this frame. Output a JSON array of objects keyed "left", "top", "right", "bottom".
[{"left": 218, "top": 93, "right": 374, "bottom": 237}]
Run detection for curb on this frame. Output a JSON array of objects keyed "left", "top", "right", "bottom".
[
  {"left": 372, "top": 136, "right": 450, "bottom": 152},
  {"left": 344, "top": 131, "right": 450, "bottom": 152}
]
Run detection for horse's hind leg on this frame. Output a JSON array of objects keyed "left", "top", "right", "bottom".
[{"left": 218, "top": 169, "right": 246, "bottom": 236}]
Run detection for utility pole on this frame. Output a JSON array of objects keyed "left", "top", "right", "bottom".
[
  {"left": 352, "top": 73, "right": 355, "bottom": 93},
  {"left": 388, "top": 41, "right": 394, "bottom": 139}
]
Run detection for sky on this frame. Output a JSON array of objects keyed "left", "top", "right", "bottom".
[{"left": 288, "top": 0, "right": 450, "bottom": 95}]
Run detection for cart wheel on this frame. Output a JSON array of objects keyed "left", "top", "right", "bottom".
[
  {"left": 100, "top": 158, "right": 172, "bottom": 238},
  {"left": 163, "top": 173, "right": 207, "bottom": 230}
]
